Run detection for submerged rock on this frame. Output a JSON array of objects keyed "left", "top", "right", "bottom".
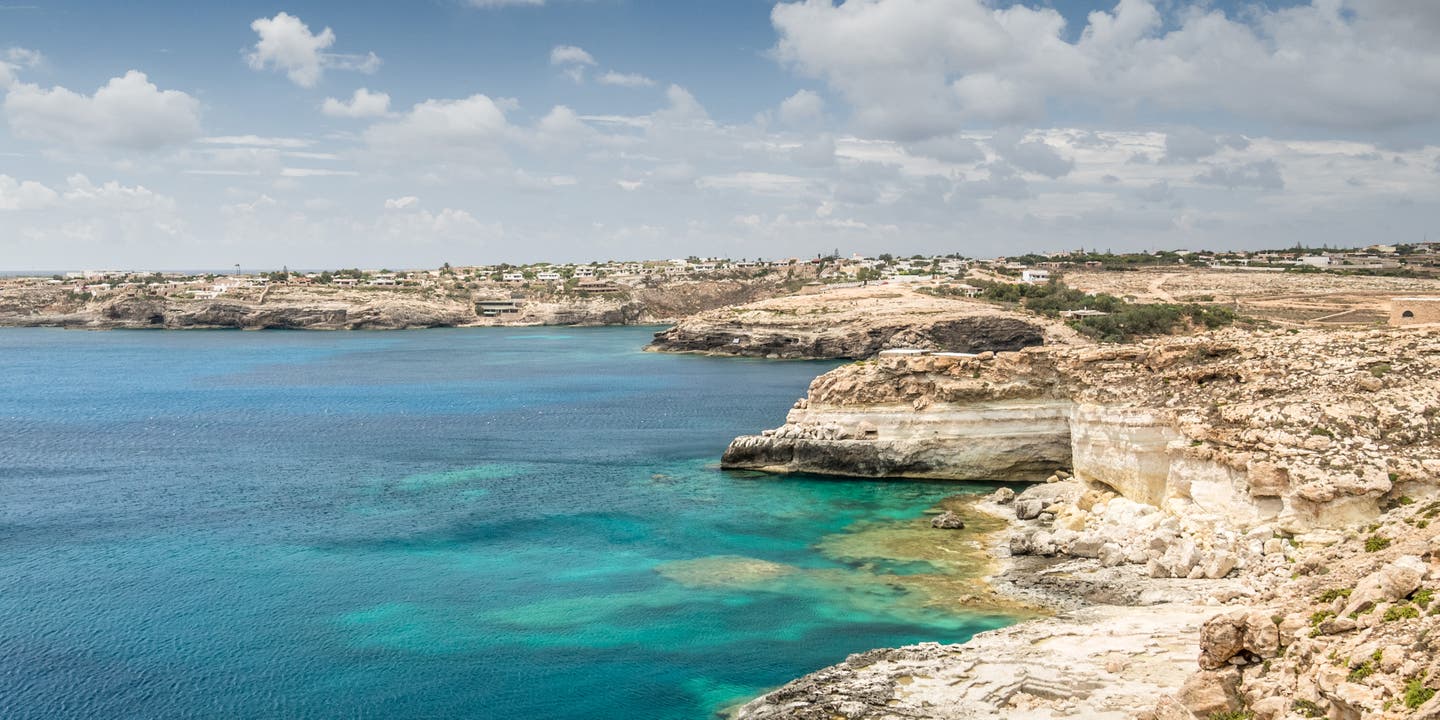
[{"left": 929, "top": 511, "right": 966, "bottom": 530}]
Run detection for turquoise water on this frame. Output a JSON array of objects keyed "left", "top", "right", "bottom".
[{"left": 0, "top": 327, "right": 1012, "bottom": 719}]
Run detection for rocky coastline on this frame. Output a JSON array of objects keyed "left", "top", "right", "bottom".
[
  {"left": 730, "top": 326, "right": 1440, "bottom": 719},
  {"left": 0, "top": 279, "right": 782, "bottom": 330}
]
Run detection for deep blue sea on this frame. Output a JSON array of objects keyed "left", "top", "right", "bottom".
[{"left": 0, "top": 327, "right": 1012, "bottom": 719}]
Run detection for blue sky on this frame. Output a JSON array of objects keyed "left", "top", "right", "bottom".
[{"left": 0, "top": 0, "right": 1437, "bottom": 270}]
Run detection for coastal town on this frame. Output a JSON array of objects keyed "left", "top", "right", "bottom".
[{"left": 5, "top": 242, "right": 1440, "bottom": 333}]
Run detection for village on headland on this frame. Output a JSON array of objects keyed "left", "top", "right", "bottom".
[{"left": 4, "top": 241, "right": 1440, "bottom": 332}]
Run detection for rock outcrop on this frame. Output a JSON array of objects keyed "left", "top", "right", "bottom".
[
  {"left": 648, "top": 285, "right": 1065, "bottom": 359},
  {"left": 731, "top": 326, "right": 1440, "bottom": 720},
  {"left": 725, "top": 327, "right": 1440, "bottom": 534}
]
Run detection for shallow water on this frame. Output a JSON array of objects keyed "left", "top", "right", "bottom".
[{"left": 0, "top": 327, "right": 1014, "bottom": 719}]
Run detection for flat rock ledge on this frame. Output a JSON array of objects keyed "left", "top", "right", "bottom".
[{"left": 734, "top": 603, "right": 1220, "bottom": 720}]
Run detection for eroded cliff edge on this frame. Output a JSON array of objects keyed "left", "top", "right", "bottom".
[
  {"left": 726, "top": 329, "right": 1437, "bottom": 533},
  {"left": 729, "top": 327, "right": 1440, "bottom": 719}
]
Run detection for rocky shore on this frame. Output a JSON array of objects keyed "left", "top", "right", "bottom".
[
  {"left": 0, "top": 279, "right": 783, "bottom": 330},
  {"left": 730, "top": 326, "right": 1440, "bottom": 719},
  {"left": 648, "top": 286, "right": 1072, "bottom": 359}
]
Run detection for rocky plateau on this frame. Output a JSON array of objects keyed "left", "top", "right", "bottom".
[{"left": 731, "top": 326, "right": 1440, "bottom": 720}]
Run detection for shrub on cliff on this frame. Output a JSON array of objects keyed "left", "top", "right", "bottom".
[{"left": 940, "top": 279, "right": 1239, "bottom": 342}]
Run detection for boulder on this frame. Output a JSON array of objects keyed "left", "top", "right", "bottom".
[
  {"left": 1204, "top": 552, "right": 1238, "bottom": 579},
  {"left": 1099, "top": 543, "right": 1127, "bottom": 567},
  {"left": 1241, "top": 611, "right": 1281, "bottom": 658},
  {"left": 1343, "top": 555, "right": 1425, "bottom": 616},
  {"left": 1069, "top": 534, "right": 1107, "bottom": 559},
  {"left": 1198, "top": 612, "right": 1247, "bottom": 669},
  {"left": 989, "top": 487, "right": 1017, "bottom": 505},
  {"left": 1175, "top": 667, "right": 1243, "bottom": 717},
  {"left": 930, "top": 511, "right": 966, "bottom": 530},
  {"left": 1015, "top": 499, "right": 1045, "bottom": 520}
]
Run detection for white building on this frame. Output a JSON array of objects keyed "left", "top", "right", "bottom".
[
  {"left": 536, "top": 271, "right": 562, "bottom": 281},
  {"left": 1021, "top": 269, "right": 1051, "bottom": 284}
]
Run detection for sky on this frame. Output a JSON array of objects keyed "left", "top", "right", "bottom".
[{"left": 0, "top": 0, "right": 1438, "bottom": 270}]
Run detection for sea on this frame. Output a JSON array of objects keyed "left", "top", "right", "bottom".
[{"left": 0, "top": 326, "right": 1014, "bottom": 720}]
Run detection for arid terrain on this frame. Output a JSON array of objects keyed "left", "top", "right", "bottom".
[
  {"left": 1065, "top": 269, "right": 1440, "bottom": 327},
  {"left": 648, "top": 285, "right": 1084, "bottom": 359}
]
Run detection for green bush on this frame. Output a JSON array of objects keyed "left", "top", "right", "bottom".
[
  {"left": 1292, "top": 699, "right": 1324, "bottom": 718},
  {"left": 1406, "top": 678, "right": 1437, "bottom": 709},
  {"left": 1385, "top": 603, "right": 1420, "bottom": 621},
  {"left": 1414, "top": 588, "right": 1434, "bottom": 609},
  {"left": 1365, "top": 535, "right": 1392, "bottom": 552}
]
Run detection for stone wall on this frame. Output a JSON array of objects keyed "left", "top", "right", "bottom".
[{"left": 1389, "top": 297, "right": 1440, "bottom": 326}]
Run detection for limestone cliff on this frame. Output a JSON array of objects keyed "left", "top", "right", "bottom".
[
  {"left": 725, "top": 328, "right": 1440, "bottom": 534},
  {"left": 731, "top": 327, "right": 1440, "bottom": 720}
]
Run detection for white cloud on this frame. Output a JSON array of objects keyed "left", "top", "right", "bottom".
[
  {"left": 697, "top": 172, "right": 808, "bottom": 196},
  {"left": 0, "top": 174, "right": 58, "bottom": 210},
  {"left": 363, "top": 93, "right": 514, "bottom": 161},
  {"left": 279, "top": 168, "right": 358, "bottom": 178},
  {"left": 1193, "top": 159, "right": 1286, "bottom": 190},
  {"left": 0, "top": 47, "right": 41, "bottom": 90},
  {"left": 550, "top": 45, "right": 596, "bottom": 67},
  {"left": 1164, "top": 128, "right": 1249, "bottom": 163},
  {"left": 200, "top": 135, "right": 312, "bottom": 148},
  {"left": 62, "top": 174, "right": 177, "bottom": 212},
  {"left": 550, "top": 45, "right": 595, "bottom": 83},
  {"left": 247, "top": 12, "right": 380, "bottom": 88},
  {"left": 771, "top": 0, "right": 1440, "bottom": 139},
  {"left": 597, "top": 71, "right": 655, "bottom": 88},
  {"left": 384, "top": 196, "right": 419, "bottom": 210},
  {"left": 322, "top": 88, "right": 391, "bottom": 118},
  {"left": 4, "top": 71, "right": 201, "bottom": 150},
  {"left": 990, "top": 130, "right": 1074, "bottom": 179},
  {"left": 778, "top": 89, "right": 825, "bottom": 128}
]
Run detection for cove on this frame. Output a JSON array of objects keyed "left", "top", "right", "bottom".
[{"left": 0, "top": 326, "right": 1016, "bottom": 720}]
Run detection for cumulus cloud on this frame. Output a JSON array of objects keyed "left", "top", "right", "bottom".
[
  {"left": 4, "top": 71, "right": 201, "bottom": 150},
  {"left": 364, "top": 93, "right": 515, "bottom": 161},
  {"left": 0, "top": 47, "right": 41, "bottom": 89},
  {"left": 0, "top": 174, "right": 59, "bottom": 210},
  {"left": 771, "top": 0, "right": 1440, "bottom": 139},
  {"left": 322, "top": 88, "right": 391, "bottom": 118},
  {"left": 779, "top": 89, "right": 825, "bottom": 128},
  {"left": 247, "top": 12, "right": 380, "bottom": 88},
  {"left": 62, "top": 174, "right": 176, "bottom": 212},
  {"left": 550, "top": 45, "right": 595, "bottom": 82},
  {"left": 200, "top": 135, "right": 311, "bottom": 148},
  {"left": 597, "top": 71, "right": 655, "bottom": 88},
  {"left": 550, "top": 45, "right": 595, "bottom": 67},
  {"left": 1193, "top": 159, "right": 1286, "bottom": 190},
  {"left": 1164, "top": 128, "right": 1250, "bottom": 163},
  {"left": 990, "top": 130, "right": 1074, "bottom": 179}
]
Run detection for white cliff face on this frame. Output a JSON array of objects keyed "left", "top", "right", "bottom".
[
  {"left": 727, "top": 328, "right": 1440, "bottom": 535},
  {"left": 725, "top": 400, "right": 1074, "bottom": 481}
]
